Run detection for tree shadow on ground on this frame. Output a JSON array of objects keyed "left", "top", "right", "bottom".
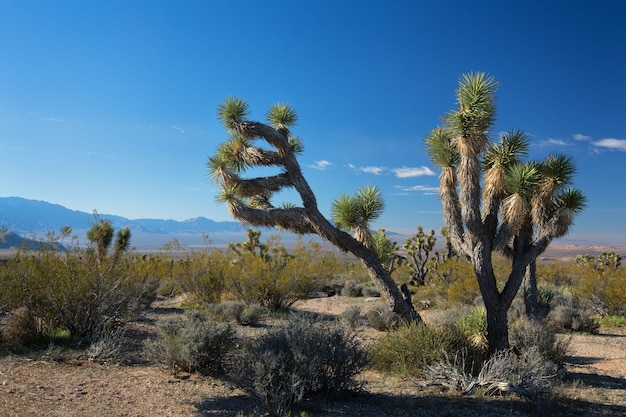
[{"left": 565, "top": 370, "right": 626, "bottom": 390}]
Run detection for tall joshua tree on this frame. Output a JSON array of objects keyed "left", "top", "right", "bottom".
[
  {"left": 208, "top": 98, "right": 421, "bottom": 322},
  {"left": 426, "top": 72, "right": 585, "bottom": 353}
]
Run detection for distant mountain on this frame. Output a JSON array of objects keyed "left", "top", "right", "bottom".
[
  {"left": 0, "top": 231, "right": 66, "bottom": 251},
  {"left": 0, "top": 196, "right": 244, "bottom": 248}
]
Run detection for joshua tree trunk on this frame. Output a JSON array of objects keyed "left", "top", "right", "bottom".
[{"left": 523, "top": 261, "right": 541, "bottom": 319}]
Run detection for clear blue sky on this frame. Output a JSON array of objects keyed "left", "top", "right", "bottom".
[{"left": 1, "top": 0, "right": 625, "bottom": 245}]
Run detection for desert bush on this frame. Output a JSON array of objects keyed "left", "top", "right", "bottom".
[
  {"left": 340, "top": 281, "right": 363, "bottom": 297},
  {"left": 1, "top": 306, "right": 39, "bottom": 346},
  {"left": 339, "top": 306, "right": 361, "bottom": 329},
  {"left": 83, "top": 323, "right": 131, "bottom": 364},
  {"left": 366, "top": 307, "right": 402, "bottom": 331},
  {"left": 361, "top": 285, "right": 381, "bottom": 298},
  {"left": 0, "top": 249, "right": 159, "bottom": 339},
  {"left": 548, "top": 295, "right": 599, "bottom": 334},
  {"left": 231, "top": 315, "right": 367, "bottom": 416},
  {"left": 228, "top": 240, "right": 338, "bottom": 310},
  {"left": 146, "top": 310, "right": 237, "bottom": 375},
  {"left": 573, "top": 265, "right": 626, "bottom": 316},
  {"left": 210, "top": 301, "right": 265, "bottom": 326},
  {"left": 174, "top": 250, "right": 228, "bottom": 304},
  {"left": 509, "top": 317, "right": 568, "bottom": 367},
  {"left": 372, "top": 322, "right": 477, "bottom": 376}
]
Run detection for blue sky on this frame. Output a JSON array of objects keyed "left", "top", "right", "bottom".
[{"left": 1, "top": 0, "right": 625, "bottom": 245}]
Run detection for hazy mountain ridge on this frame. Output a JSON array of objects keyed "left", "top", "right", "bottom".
[{"left": 0, "top": 197, "right": 243, "bottom": 248}]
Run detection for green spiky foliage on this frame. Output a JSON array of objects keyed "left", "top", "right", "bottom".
[
  {"left": 208, "top": 98, "right": 422, "bottom": 323},
  {"left": 217, "top": 96, "right": 249, "bottom": 130},
  {"left": 331, "top": 185, "right": 384, "bottom": 249},
  {"left": 425, "top": 72, "right": 586, "bottom": 353}
]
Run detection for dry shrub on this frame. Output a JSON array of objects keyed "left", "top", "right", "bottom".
[
  {"left": 231, "top": 315, "right": 367, "bottom": 416},
  {"left": 366, "top": 307, "right": 402, "bottom": 331},
  {"left": 146, "top": 310, "right": 237, "bottom": 375},
  {"left": 1, "top": 306, "right": 39, "bottom": 346}
]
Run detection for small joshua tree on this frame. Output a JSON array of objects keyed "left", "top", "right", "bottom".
[
  {"left": 208, "top": 98, "right": 421, "bottom": 322},
  {"left": 402, "top": 226, "right": 437, "bottom": 286}
]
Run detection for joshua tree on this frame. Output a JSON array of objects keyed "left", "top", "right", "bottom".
[
  {"left": 208, "top": 98, "right": 421, "bottom": 322},
  {"left": 426, "top": 72, "right": 585, "bottom": 353},
  {"left": 371, "top": 228, "right": 402, "bottom": 274},
  {"left": 229, "top": 228, "right": 268, "bottom": 258},
  {"left": 87, "top": 213, "right": 132, "bottom": 264},
  {"left": 402, "top": 226, "right": 437, "bottom": 286}
]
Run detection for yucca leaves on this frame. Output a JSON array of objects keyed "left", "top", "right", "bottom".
[
  {"left": 540, "top": 154, "right": 576, "bottom": 186},
  {"left": 217, "top": 97, "right": 249, "bottom": 129},
  {"left": 288, "top": 135, "right": 304, "bottom": 155},
  {"left": 555, "top": 188, "right": 587, "bottom": 213},
  {"left": 267, "top": 102, "right": 298, "bottom": 129},
  {"left": 425, "top": 128, "right": 460, "bottom": 168},
  {"left": 504, "top": 162, "right": 542, "bottom": 198},
  {"left": 445, "top": 72, "right": 498, "bottom": 144},
  {"left": 331, "top": 185, "right": 384, "bottom": 247},
  {"left": 484, "top": 130, "right": 529, "bottom": 169}
]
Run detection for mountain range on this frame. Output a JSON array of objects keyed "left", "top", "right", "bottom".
[{"left": 0, "top": 196, "right": 246, "bottom": 249}]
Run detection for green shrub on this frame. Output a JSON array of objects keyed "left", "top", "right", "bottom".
[
  {"left": 366, "top": 307, "right": 402, "bottom": 331},
  {"left": 372, "top": 322, "right": 475, "bottom": 376},
  {"left": 0, "top": 249, "right": 158, "bottom": 338},
  {"left": 455, "top": 306, "right": 488, "bottom": 350},
  {"left": 146, "top": 310, "right": 237, "bottom": 375},
  {"left": 231, "top": 315, "right": 367, "bottom": 416},
  {"left": 228, "top": 241, "right": 338, "bottom": 310},
  {"left": 597, "top": 315, "right": 626, "bottom": 327},
  {"left": 1, "top": 306, "right": 39, "bottom": 346},
  {"left": 209, "top": 301, "right": 265, "bottom": 326}
]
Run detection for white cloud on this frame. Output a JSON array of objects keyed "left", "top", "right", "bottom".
[
  {"left": 573, "top": 133, "right": 592, "bottom": 141},
  {"left": 593, "top": 138, "right": 626, "bottom": 152},
  {"left": 360, "top": 166, "right": 387, "bottom": 175},
  {"left": 391, "top": 166, "right": 435, "bottom": 178},
  {"left": 170, "top": 125, "right": 185, "bottom": 134},
  {"left": 394, "top": 185, "right": 439, "bottom": 193},
  {"left": 541, "top": 138, "right": 568, "bottom": 146},
  {"left": 309, "top": 160, "right": 333, "bottom": 170},
  {"left": 41, "top": 116, "right": 63, "bottom": 122}
]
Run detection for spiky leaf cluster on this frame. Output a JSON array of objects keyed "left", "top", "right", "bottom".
[{"left": 331, "top": 185, "right": 384, "bottom": 248}]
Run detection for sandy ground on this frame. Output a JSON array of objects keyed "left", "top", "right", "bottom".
[{"left": 0, "top": 296, "right": 624, "bottom": 417}]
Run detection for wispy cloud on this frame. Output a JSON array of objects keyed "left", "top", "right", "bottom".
[
  {"left": 393, "top": 185, "right": 439, "bottom": 196},
  {"left": 593, "top": 138, "right": 626, "bottom": 152},
  {"left": 170, "top": 125, "right": 185, "bottom": 134},
  {"left": 41, "top": 116, "right": 63, "bottom": 123},
  {"left": 308, "top": 160, "right": 333, "bottom": 170},
  {"left": 541, "top": 138, "right": 568, "bottom": 146},
  {"left": 573, "top": 133, "right": 592, "bottom": 141},
  {"left": 360, "top": 166, "right": 386, "bottom": 175},
  {"left": 391, "top": 166, "right": 435, "bottom": 178}
]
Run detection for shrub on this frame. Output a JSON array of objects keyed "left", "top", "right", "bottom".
[
  {"left": 372, "top": 322, "right": 476, "bottom": 376},
  {"left": 366, "top": 307, "right": 402, "bottom": 331},
  {"left": 509, "top": 317, "right": 568, "bottom": 367},
  {"left": 231, "top": 315, "right": 367, "bottom": 416},
  {"left": 340, "top": 281, "right": 363, "bottom": 297},
  {"left": 549, "top": 295, "right": 599, "bottom": 334},
  {"left": 361, "top": 285, "right": 381, "bottom": 298},
  {"left": 0, "top": 249, "right": 159, "bottom": 339},
  {"left": 597, "top": 315, "right": 626, "bottom": 327},
  {"left": 146, "top": 310, "right": 237, "bottom": 375},
  {"left": 209, "top": 301, "right": 265, "bottom": 326},
  {"left": 1, "top": 306, "right": 39, "bottom": 346},
  {"left": 455, "top": 306, "right": 488, "bottom": 350},
  {"left": 228, "top": 240, "right": 338, "bottom": 310},
  {"left": 339, "top": 306, "right": 361, "bottom": 329}
]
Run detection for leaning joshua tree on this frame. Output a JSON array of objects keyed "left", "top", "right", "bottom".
[
  {"left": 208, "top": 97, "right": 421, "bottom": 322},
  {"left": 426, "top": 72, "right": 585, "bottom": 353}
]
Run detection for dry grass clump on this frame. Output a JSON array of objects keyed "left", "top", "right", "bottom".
[{"left": 1, "top": 306, "right": 39, "bottom": 346}]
